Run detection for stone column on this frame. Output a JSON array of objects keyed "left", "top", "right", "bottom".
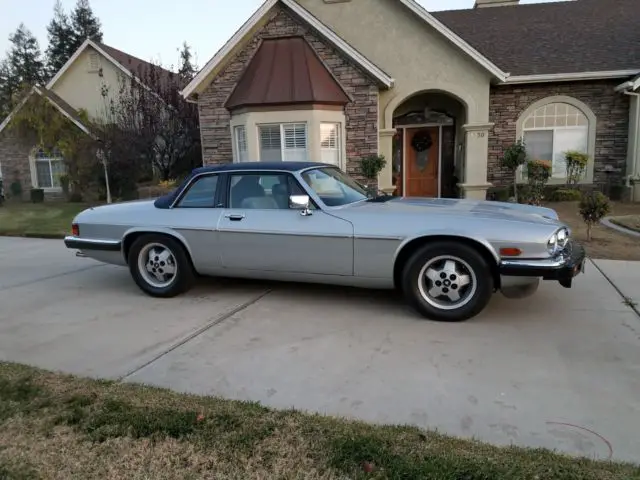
[
  {"left": 378, "top": 128, "right": 396, "bottom": 194},
  {"left": 458, "top": 122, "right": 494, "bottom": 200}
]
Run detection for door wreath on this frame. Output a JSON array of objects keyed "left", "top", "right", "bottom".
[
  {"left": 411, "top": 130, "right": 433, "bottom": 152},
  {"left": 411, "top": 130, "right": 433, "bottom": 171}
]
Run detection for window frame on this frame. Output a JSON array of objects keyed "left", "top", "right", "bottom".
[
  {"left": 257, "top": 122, "right": 308, "bottom": 162},
  {"left": 32, "top": 149, "right": 65, "bottom": 191},
  {"left": 320, "top": 122, "right": 342, "bottom": 167},
  {"left": 522, "top": 126, "right": 588, "bottom": 180},
  {"left": 233, "top": 125, "right": 248, "bottom": 163},
  {"left": 173, "top": 173, "right": 222, "bottom": 209},
  {"left": 222, "top": 171, "right": 317, "bottom": 210},
  {"left": 515, "top": 96, "right": 596, "bottom": 185}
]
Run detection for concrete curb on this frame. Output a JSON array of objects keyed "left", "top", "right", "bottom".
[{"left": 600, "top": 217, "right": 640, "bottom": 238}]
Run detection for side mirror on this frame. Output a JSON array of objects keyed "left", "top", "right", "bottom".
[{"left": 289, "top": 195, "right": 312, "bottom": 216}]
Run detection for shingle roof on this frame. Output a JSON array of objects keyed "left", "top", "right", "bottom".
[
  {"left": 97, "top": 42, "right": 184, "bottom": 91},
  {"left": 225, "top": 37, "right": 350, "bottom": 110},
  {"left": 432, "top": 0, "right": 640, "bottom": 76}
]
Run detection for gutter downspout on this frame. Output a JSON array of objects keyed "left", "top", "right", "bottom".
[{"left": 624, "top": 91, "right": 640, "bottom": 202}]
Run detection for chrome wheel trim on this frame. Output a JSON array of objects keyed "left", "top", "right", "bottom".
[
  {"left": 418, "top": 255, "right": 477, "bottom": 311},
  {"left": 137, "top": 242, "right": 178, "bottom": 289}
]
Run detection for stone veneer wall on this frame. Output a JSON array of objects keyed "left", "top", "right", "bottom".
[
  {"left": 197, "top": 5, "right": 379, "bottom": 181},
  {"left": 0, "top": 130, "right": 34, "bottom": 199},
  {"left": 488, "top": 80, "right": 630, "bottom": 188}
]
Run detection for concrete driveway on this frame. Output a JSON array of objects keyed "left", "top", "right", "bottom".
[{"left": 1, "top": 236, "right": 639, "bottom": 463}]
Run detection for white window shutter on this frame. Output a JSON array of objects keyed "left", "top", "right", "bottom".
[
  {"left": 283, "top": 124, "right": 307, "bottom": 162},
  {"left": 259, "top": 125, "right": 282, "bottom": 161},
  {"left": 320, "top": 123, "right": 340, "bottom": 166}
]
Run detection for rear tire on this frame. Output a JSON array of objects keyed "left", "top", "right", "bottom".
[
  {"left": 401, "top": 242, "right": 494, "bottom": 322},
  {"left": 128, "top": 234, "right": 194, "bottom": 298}
]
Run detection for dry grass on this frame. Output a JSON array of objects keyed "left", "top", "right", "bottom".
[
  {"left": 0, "top": 202, "right": 89, "bottom": 239},
  {"left": 610, "top": 215, "right": 640, "bottom": 234},
  {"left": 1, "top": 362, "right": 639, "bottom": 480},
  {"left": 548, "top": 202, "right": 640, "bottom": 261}
]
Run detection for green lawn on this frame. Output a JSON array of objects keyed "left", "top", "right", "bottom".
[
  {"left": 1, "top": 362, "right": 638, "bottom": 479},
  {"left": 0, "top": 202, "right": 90, "bottom": 238}
]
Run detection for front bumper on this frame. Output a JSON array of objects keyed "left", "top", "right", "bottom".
[{"left": 499, "top": 242, "right": 586, "bottom": 288}]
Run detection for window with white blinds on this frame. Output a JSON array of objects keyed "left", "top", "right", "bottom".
[
  {"left": 258, "top": 123, "right": 307, "bottom": 162},
  {"left": 320, "top": 122, "right": 340, "bottom": 166},
  {"left": 234, "top": 125, "right": 248, "bottom": 162}
]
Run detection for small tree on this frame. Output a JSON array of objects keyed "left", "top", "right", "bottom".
[
  {"left": 500, "top": 139, "right": 527, "bottom": 203},
  {"left": 564, "top": 150, "right": 589, "bottom": 186},
  {"left": 526, "top": 159, "right": 551, "bottom": 205},
  {"left": 360, "top": 154, "right": 386, "bottom": 179},
  {"left": 579, "top": 191, "right": 611, "bottom": 241}
]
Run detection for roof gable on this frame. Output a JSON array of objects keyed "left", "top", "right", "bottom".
[
  {"left": 181, "top": 0, "right": 508, "bottom": 99},
  {"left": 46, "top": 39, "right": 181, "bottom": 95},
  {"left": 434, "top": 0, "right": 640, "bottom": 77},
  {"left": 0, "top": 86, "right": 95, "bottom": 138},
  {"left": 181, "top": 0, "right": 395, "bottom": 99},
  {"left": 225, "top": 36, "right": 350, "bottom": 110}
]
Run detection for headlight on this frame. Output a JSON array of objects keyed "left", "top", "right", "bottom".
[
  {"left": 556, "top": 228, "right": 569, "bottom": 248},
  {"left": 547, "top": 233, "right": 558, "bottom": 254},
  {"left": 547, "top": 228, "right": 570, "bottom": 255}
]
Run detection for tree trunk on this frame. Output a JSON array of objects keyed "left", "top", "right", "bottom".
[
  {"left": 102, "top": 158, "right": 112, "bottom": 204},
  {"left": 513, "top": 170, "right": 518, "bottom": 203},
  {"left": 587, "top": 223, "right": 592, "bottom": 241}
]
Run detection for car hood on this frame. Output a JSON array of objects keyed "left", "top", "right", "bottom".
[{"left": 349, "top": 197, "right": 562, "bottom": 225}]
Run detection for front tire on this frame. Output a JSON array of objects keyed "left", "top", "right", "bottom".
[
  {"left": 128, "top": 234, "right": 194, "bottom": 298},
  {"left": 401, "top": 242, "right": 494, "bottom": 322}
]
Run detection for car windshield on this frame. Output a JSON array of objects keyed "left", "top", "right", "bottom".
[{"left": 301, "top": 167, "right": 369, "bottom": 207}]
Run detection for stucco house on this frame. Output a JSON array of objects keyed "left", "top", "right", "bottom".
[
  {"left": 0, "top": 39, "right": 178, "bottom": 199},
  {"left": 181, "top": 0, "right": 640, "bottom": 201}
]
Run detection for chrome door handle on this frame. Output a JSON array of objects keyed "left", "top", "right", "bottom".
[{"left": 224, "top": 213, "right": 245, "bottom": 221}]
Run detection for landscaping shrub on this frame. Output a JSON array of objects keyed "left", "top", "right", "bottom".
[
  {"left": 564, "top": 150, "right": 589, "bottom": 186},
  {"left": 30, "top": 188, "right": 44, "bottom": 204},
  {"left": 360, "top": 154, "right": 386, "bottom": 180},
  {"left": 550, "top": 188, "right": 582, "bottom": 202},
  {"left": 579, "top": 191, "right": 611, "bottom": 241},
  {"left": 69, "top": 191, "right": 84, "bottom": 203},
  {"left": 59, "top": 174, "right": 70, "bottom": 198},
  {"left": 9, "top": 181, "right": 22, "bottom": 198},
  {"left": 487, "top": 187, "right": 511, "bottom": 202},
  {"left": 609, "top": 184, "right": 625, "bottom": 202},
  {"left": 526, "top": 160, "right": 551, "bottom": 205},
  {"left": 500, "top": 139, "right": 527, "bottom": 203}
]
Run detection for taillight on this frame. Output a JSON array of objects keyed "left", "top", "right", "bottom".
[{"left": 71, "top": 224, "right": 79, "bottom": 237}]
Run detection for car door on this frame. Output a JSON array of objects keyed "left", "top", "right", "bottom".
[
  {"left": 168, "top": 173, "right": 224, "bottom": 273},
  {"left": 217, "top": 171, "right": 354, "bottom": 276}
]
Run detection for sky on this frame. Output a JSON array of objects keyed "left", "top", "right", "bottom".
[{"left": 0, "top": 0, "right": 562, "bottom": 71}]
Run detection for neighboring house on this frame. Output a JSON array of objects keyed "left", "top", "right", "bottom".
[
  {"left": 0, "top": 39, "right": 178, "bottom": 199},
  {"left": 181, "top": 0, "right": 640, "bottom": 201}
]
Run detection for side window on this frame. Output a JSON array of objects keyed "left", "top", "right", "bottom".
[
  {"left": 229, "top": 173, "right": 290, "bottom": 210},
  {"left": 176, "top": 175, "right": 218, "bottom": 208}
]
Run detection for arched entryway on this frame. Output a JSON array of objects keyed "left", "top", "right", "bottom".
[{"left": 390, "top": 91, "right": 467, "bottom": 198}]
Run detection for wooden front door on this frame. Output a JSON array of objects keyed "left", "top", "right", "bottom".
[{"left": 404, "top": 127, "right": 439, "bottom": 197}]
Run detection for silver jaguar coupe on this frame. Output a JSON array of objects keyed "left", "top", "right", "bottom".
[{"left": 64, "top": 162, "right": 586, "bottom": 322}]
